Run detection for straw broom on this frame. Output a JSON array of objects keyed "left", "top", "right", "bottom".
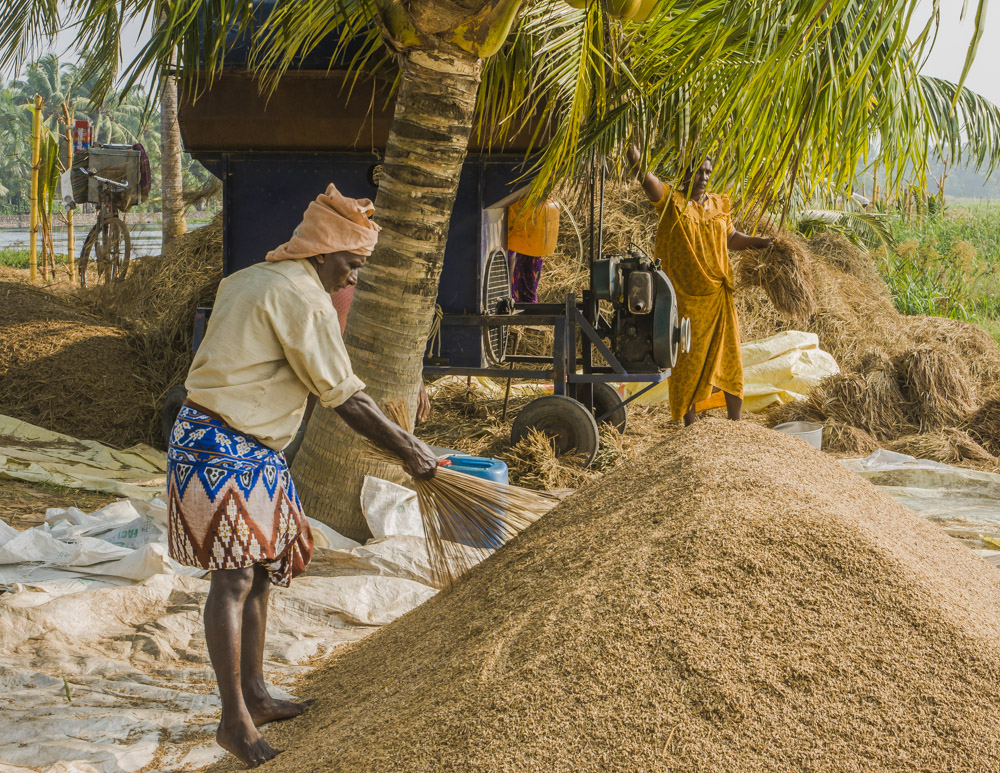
[{"left": 364, "top": 400, "right": 559, "bottom": 587}]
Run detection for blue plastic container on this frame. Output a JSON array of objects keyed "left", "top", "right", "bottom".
[
  {"left": 443, "top": 455, "right": 509, "bottom": 485},
  {"left": 442, "top": 455, "right": 509, "bottom": 549}
]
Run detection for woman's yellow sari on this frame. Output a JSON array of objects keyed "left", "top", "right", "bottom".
[{"left": 653, "top": 186, "right": 743, "bottom": 421}]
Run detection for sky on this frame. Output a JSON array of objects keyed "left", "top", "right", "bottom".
[{"left": 26, "top": 1, "right": 1000, "bottom": 107}]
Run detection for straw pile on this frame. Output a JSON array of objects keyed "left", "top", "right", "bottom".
[
  {"left": 0, "top": 281, "right": 153, "bottom": 447},
  {"left": 214, "top": 421, "right": 1000, "bottom": 773},
  {"left": 819, "top": 419, "right": 879, "bottom": 456},
  {"left": 967, "top": 391, "right": 1000, "bottom": 456},
  {"left": 888, "top": 429, "right": 995, "bottom": 466},
  {"left": 895, "top": 346, "right": 978, "bottom": 432},
  {"left": 81, "top": 216, "right": 223, "bottom": 436},
  {"left": 735, "top": 232, "right": 816, "bottom": 321}
]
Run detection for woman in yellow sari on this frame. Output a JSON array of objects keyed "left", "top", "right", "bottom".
[{"left": 626, "top": 145, "right": 771, "bottom": 426}]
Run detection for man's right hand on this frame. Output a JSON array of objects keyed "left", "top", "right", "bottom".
[
  {"left": 335, "top": 392, "right": 439, "bottom": 479},
  {"left": 400, "top": 435, "right": 439, "bottom": 480}
]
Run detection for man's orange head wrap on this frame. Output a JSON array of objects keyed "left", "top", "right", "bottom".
[{"left": 265, "top": 183, "right": 380, "bottom": 262}]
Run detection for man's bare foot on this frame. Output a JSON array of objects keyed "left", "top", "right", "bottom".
[
  {"left": 247, "top": 696, "right": 315, "bottom": 726},
  {"left": 217, "top": 720, "right": 281, "bottom": 768}
]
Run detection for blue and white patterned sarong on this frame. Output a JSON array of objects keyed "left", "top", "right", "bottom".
[{"left": 166, "top": 404, "right": 313, "bottom": 587}]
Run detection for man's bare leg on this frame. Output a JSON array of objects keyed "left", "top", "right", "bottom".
[
  {"left": 724, "top": 391, "right": 743, "bottom": 421},
  {"left": 205, "top": 567, "right": 281, "bottom": 768},
  {"left": 683, "top": 404, "right": 698, "bottom": 426},
  {"left": 240, "top": 565, "right": 310, "bottom": 726}
]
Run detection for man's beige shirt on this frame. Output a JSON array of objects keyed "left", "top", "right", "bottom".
[{"left": 185, "top": 259, "right": 364, "bottom": 451}]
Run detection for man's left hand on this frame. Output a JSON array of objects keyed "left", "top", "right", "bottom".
[{"left": 417, "top": 383, "right": 432, "bottom": 424}]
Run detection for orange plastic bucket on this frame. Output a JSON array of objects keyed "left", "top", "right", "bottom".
[{"left": 507, "top": 198, "right": 560, "bottom": 257}]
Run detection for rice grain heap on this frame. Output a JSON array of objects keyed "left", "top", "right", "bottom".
[{"left": 217, "top": 421, "right": 1000, "bottom": 773}]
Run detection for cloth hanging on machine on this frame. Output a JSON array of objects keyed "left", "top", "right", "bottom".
[{"left": 510, "top": 251, "right": 544, "bottom": 304}]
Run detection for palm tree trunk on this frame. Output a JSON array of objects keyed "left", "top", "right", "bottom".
[
  {"left": 160, "top": 71, "right": 187, "bottom": 249},
  {"left": 292, "top": 48, "right": 481, "bottom": 540}
]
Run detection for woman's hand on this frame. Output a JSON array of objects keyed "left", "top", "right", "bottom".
[{"left": 727, "top": 232, "right": 772, "bottom": 251}]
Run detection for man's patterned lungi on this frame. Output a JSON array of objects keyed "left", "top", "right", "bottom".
[{"left": 166, "top": 404, "right": 313, "bottom": 587}]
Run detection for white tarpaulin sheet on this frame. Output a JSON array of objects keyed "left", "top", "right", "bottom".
[
  {"left": 841, "top": 450, "right": 1000, "bottom": 565},
  {"left": 0, "top": 415, "right": 167, "bottom": 501},
  {"left": 0, "top": 475, "right": 470, "bottom": 773},
  {"left": 623, "top": 330, "right": 840, "bottom": 411}
]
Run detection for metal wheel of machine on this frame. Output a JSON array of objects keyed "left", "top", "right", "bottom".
[
  {"left": 591, "top": 382, "right": 627, "bottom": 433},
  {"left": 510, "top": 395, "right": 601, "bottom": 467},
  {"left": 482, "top": 248, "right": 514, "bottom": 364}
]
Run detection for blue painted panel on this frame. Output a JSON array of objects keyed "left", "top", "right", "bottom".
[
  {"left": 213, "top": 150, "right": 533, "bottom": 368},
  {"left": 224, "top": 153, "right": 377, "bottom": 274}
]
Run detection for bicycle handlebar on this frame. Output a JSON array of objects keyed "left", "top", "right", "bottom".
[{"left": 80, "top": 168, "right": 130, "bottom": 191}]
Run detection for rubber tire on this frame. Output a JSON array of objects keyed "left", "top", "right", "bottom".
[
  {"left": 79, "top": 217, "right": 131, "bottom": 288},
  {"left": 510, "top": 395, "right": 601, "bottom": 467},
  {"left": 161, "top": 384, "right": 188, "bottom": 448},
  {"left": 591, "top": 382, "right": 627, "bottom": 433}
]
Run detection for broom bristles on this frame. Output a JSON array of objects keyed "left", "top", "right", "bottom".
[{"left": 366, "top": 400, "right": 559, "bottom": 586}]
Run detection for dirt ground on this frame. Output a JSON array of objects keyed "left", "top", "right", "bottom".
[{"left": 0, "top": 477, "right": 118, "bottom": 529}]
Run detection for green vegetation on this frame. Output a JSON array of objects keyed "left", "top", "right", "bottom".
[
  {"left": 0, "top": 247, "right": 68, "bottom": 269},
  {"left": 0, "top": 54, "right": 217, "bottom": 216},
  {"left": 879, "top": 204, "right": 1000, "bottom": 341}
]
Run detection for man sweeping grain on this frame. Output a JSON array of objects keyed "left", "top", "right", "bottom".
[
  {"left": 627, "top": 145, "right": 771, "bottom": 425},
  {"left": 166, "top": 183, "right": 437, "bottom": 768}
]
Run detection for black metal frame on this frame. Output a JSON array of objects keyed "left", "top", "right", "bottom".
[
  {"left": 423, "top": 153, "right": 672, "bottom": 424},
  {"left": 422, "top": 294, "right": 667, "bottom": 424}
]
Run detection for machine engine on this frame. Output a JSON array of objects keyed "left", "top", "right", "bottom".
[{"left": 592, "top": 250, "right": 691, "bottom": 373}]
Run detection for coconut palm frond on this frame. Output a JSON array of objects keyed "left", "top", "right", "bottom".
[
  {"left": 0, "top": 0, "right": 61, "bottom": 79},
  {"left": 919, "top": 75, "right": 1000, "bottom": 173},
  {"left": 796, "top": 209, "right": 895, "bottom": 251}
]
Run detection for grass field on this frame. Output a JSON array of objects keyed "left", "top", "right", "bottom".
[
  {"left": 0, "top": 248, "right": 70, "bottom": 269},
  {"left": 880, "top": 202, "right": 1000, "bottom": 341}
]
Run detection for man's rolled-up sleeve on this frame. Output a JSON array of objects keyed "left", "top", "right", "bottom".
[{"left": 273, "top": 301, "right": 365, "bottom": 409}]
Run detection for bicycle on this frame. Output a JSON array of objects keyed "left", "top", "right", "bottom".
[{"left": 78, "top": 168, "right": 132, "bottom": 288}]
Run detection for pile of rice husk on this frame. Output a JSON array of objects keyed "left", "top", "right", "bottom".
[
  {"left": 734, "top": 232, "right": 816, "bottom": 321},
  {"left": 213, "top": 421, "right": 1000, "bottom": 772},
  {"left": 0, "top": 218, "right": 223, "bottom": 448},
  {"left": 966, "top": 390, "right": 1000, "bottom": 456},
  {"left": 0, "top": 281, "right": 153, "bottom": 447}
]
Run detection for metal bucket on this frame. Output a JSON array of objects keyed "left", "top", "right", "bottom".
[{"left": 774, "top": 420, "right": 823, "bottom": 450}]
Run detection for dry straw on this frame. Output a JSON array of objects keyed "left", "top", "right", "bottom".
[
  {"left": 966, "top": 390, "right": 1000, "bottom": 456},
  {"left": 366, "top": 401, "right": 559, "bottom": 586},
  {"left": 888, "top": 428, "right": 995, "bottom": 466},
  {"left": 735, "top": 232, "right": 816, "bottom": 321},
  {"left": 896, "top": 346, "right": 978, "bottom": 432},
  {"left": 821, "top": 419, "right": 880, "bottom": 456}
]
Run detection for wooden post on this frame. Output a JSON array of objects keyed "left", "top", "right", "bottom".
[
  {"left": 64, "top": 104, "right": 75, "bottom": 279},
  {"left": 29, "top": 94, "right": 42, "bottom": 282}
]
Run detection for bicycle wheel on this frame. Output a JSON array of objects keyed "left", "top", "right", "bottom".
[
  {"left": 78, "top": 223, "right": 103, "bottom": 289},
  {"left": 81, "top": 217, "right": 131, "bottom": 287},
  {"left": 102, "top": 217, "right": 131, "bottom": 283}
]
